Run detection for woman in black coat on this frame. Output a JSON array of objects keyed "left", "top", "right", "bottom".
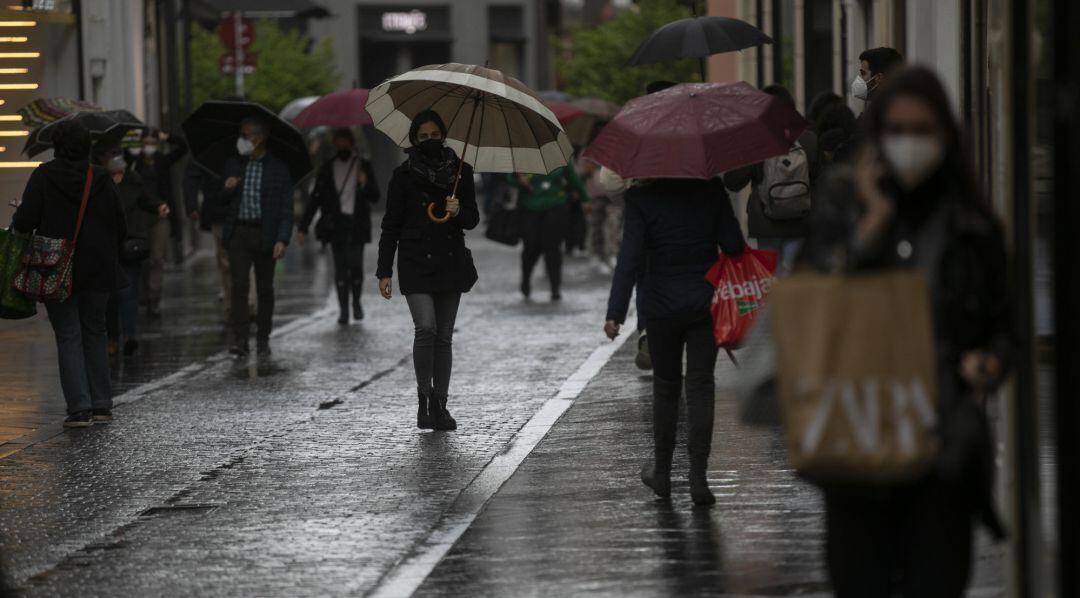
[
  {"left": 604, "top": 178, "right": 745, "bottom": 506},
  {"left": 802, "top": 67, "right": 1011, "bottom": 598},
  {"left": 376, "top": 110, "right": 480, "bottom": 431},
  {"left": 298, "top": 128, "right": 380, "bottom": 323},
  {"left": 11, "top": 120, "right": 126, "bottom": 427}
]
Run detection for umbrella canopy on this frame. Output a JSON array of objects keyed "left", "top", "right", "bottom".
[
  {"left": 182, "top": 101, "right": 312, "bottom": 182},
  {"left": 279, "top": 96, "right": 320, "bottom": 122},
  {"left": 563, "top": 98, "right": 622, "bottom": 148},
  {"left": 627, "top": 16, "right": 773, "bottom": 67},
  {"left": 292, "top": 88, "right": 373, "bottom": 129},
  {"left": 24, "top": 109, "right": 146, "bottom": 157},
  {"left": 571, "top": 98, "right": 621, "bottom": 120},
  {"left": 366, "top": 63, "right": 573, "bottom": 176},
  {"left": 544, "top": 100, "right": 585, "bottom": 126},
  {"left": 583, "top": 82, "right": 806, "bottom": 179},
  {"left": 17, "top": 97, "right": 101, "bottom": 130}
]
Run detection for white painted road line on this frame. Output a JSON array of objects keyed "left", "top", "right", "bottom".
[{"left": 366, "top": 314, "right": 638, "bottom": 598}]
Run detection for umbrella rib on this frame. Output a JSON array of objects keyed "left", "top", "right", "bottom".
[
  {"left": 442, "top": 87, "right": 475, "bottom": 148},
  {"left": 498, "top": 97, "right": 517, "bottom": 174},
  {"left": 371, "top": 81, "right": 443, "bottom": 135},
  {"left": 471, "top": 91, "right": 488, "bottom": 167}
]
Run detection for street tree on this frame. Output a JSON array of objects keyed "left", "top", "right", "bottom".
[
  {"left": 188, "top": 20, "right": 340, "bottom": 112},
  {"left": 556, "top": 0, "right": 701, "bottom": 104}
]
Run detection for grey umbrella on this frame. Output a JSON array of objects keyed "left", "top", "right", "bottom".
[{"left": 627, "top": 16, "right": 773, "bottom": 79}]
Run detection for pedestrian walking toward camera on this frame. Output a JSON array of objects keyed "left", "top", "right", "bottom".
[
  {"left": 803, "top": 66, "right": 1011, "bottom": 598},
  {"left": 132, "top": 128, "right": 186, "bottom": 319},
  {"left": 219, "top": 117, "right": 295, "bottom": 357},
  {"left": 605, "top": 178, "right": 745, "bottom": 505},
  {"left": 514, "top": 165, "right": 587, "bottom": 301},
  {"left": 376, "top": 111, "right": 479, "bottom": 431},
  {"left": 97, "top": 139, "right": 168, "bottom": 357},
  {"left": 297, "top": 127, "right": 379, "bottom": 324},
  {"left": 11, "top": 120, "right": 126, "bottom": 427}
]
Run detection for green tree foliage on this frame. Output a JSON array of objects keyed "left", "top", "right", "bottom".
[
  {"left": 556, "top": 0, "right": 702, "bottom": 104},
  {"left": 188, "top": 20, "right": 340, "bottom": 112}
]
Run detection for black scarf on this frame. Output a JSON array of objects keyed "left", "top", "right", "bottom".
[{"left": 405, "top": 146, "right": 459, "bottom": 191}]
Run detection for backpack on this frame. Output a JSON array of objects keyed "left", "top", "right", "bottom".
[{"left": 760, "top": 141, "right": 811, "bottom": 220}]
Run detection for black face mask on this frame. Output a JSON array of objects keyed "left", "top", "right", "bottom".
[
  {"left": 418, "top": 138, "right": 444, "bottom": 159},
  {"left": 335, "top": 148, "right": 352, "bottom": 161}
]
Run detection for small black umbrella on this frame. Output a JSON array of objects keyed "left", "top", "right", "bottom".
[
  {"left": 24, "top": 109, "right": 145, "bottom": 157},
  {"left": 181, "top": 101, "right": 312, "bottom": 183},
  {"left": 627, "top": 16, "right": 773, "bottom": 78}
]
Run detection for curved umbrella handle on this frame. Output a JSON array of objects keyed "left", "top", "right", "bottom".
[{"left": 427, "top": 202, "right": 451, "bottom": 224}]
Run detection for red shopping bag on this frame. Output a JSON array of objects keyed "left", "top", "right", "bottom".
[{"left": 706, "top": 248, "right": 778, "bottom": 348}]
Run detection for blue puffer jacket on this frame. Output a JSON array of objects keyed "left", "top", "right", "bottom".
[{"left": 605, "top": 178, "right": 745, "bottom": 324}]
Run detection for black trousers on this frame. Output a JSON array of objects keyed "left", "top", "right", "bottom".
[
  {"left": 331, "top": 239, "right": 364, "bottom": 312},
  {"left": 520, "top": 203, "right": 568, "bottom": 294},
  {"left": 646, "top": 311, "right": 719, "bottom": 474},
  {"left": 228, "top": 224, "right": 276, "bottom": 345},
  {"left": 824, "top": 480, "right": 974, "bottom": 598}
]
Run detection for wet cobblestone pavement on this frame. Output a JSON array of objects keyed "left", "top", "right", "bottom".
[{"left": 0, "top": 237, "right": 1007, "bottom": 596}]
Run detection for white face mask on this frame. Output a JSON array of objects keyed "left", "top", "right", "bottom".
[
  {"left": 851, "top": 75, "right": 870, "bottom": 100},
  {"left": 107, "top": 154, "right": 126, "bottom": 174},
  {"left": 236, "top": 137, "right": 255, "bottom": 156},
  {"left": 880, "top": 134, "right": 945, "bottom": 190},
  {"left": 142, "top": 144, "right": 158, "bottom": 156},
  {"left": 129, "top": 147, "right": 142, "bottom": 156}
]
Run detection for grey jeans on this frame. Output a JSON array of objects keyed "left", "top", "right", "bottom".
[
  {"left": 405, "top": 292, "right": 461, "bottom": 396},
  {"left": 45, "top": 291, "right": 112, "bottom": 414}
]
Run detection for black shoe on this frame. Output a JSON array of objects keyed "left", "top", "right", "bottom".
[
  {"left": 417, "top": 390, "right": 434, "bottom": 429},
  {"left": 432, "top": 395, "right": 457, "bottom": 431},
  {"left": 689, "top": 474, "right": 716, "bottom": 506},
  {"left": 551, "top": 290, "right": 562, "bottom": 302},
  {"left": 63, "top": 410, "right": 93, "bottom": 428},
  {"left": 256, "top": 342, "right": 272, "bottom": 357},
  {"left": 92, "top": 409, "right": 113, "bottom": 424},
  {"left": 229, "top": 343, "right": 249, "bottom": 357},
  {"left": 520, "top": 281, "right": 531, "bottom": 300},
  {"left": 122, "top": 338, "right": 139, "bottom": 357},
  {"left": 640, "top": 463, "right": 671, "bottom": 498},
  {"left": 353, "top": 301, "right": 364, "bottom": 321},
  {"left": 338, "top": 313, "right": 349, "bottom": 325}
]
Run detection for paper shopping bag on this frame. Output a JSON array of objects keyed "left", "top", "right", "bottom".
[{"left": 771, "top": 269, "right": 939, "bottom": 484}]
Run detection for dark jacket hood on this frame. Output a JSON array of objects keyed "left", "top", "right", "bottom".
[{"left": 39, "top": 158, "right": 110, "bottom": 205}]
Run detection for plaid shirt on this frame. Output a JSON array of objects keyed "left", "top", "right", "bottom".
[{"left": 238, "top": 158, "right": 263, "bottom": 220}]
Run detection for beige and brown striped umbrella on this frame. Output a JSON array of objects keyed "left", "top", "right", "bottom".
[{"left": 365, "top": 63, "right": 574, "bottom": 175}]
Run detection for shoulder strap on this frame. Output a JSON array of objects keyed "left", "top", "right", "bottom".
[
  {"left": 335, "top": 157, "right": 357, "bottom": 200},
  {"left": 72, "top": 165, "right": 94, "bottom": 244}
]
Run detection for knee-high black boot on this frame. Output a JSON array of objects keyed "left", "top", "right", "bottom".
[
  {"left": 642, "top": 375, "right": 680, "bottom": 498},
  {"left": 336, "top": 281, "right": 349, "bottom": 324},
  {"left": 351, "top": 279, "right": 364, "bottom": 321},
  {"left": 685, "top": 372, "right": 716, "bottom": 506}
]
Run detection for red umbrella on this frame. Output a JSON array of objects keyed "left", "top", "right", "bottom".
[
  {"left": 543, "top": 100, "right": 585, "bottom": 126},
  {"left": 292, "top": 88, "right": 373, "bottom": 129},
  {"left": 583, "top": 82, "right": 806, "bottom": 179}
]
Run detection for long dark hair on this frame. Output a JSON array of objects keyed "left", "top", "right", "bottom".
[{"left": 864, "top": 66, "right": 988, "bottom": 216}]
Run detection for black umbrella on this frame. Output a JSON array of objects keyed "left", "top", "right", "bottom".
[
  {"left": 181, "top": 101, "right": 312, "bottom": 183},
  {"left": 627, "top": 16, "right": 773, "bottom": 78},
  {"left": 24, "top": 109, "right": 146, "bottom": 157}
]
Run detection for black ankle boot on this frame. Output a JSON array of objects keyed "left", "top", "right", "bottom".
[
  {"left": 351, "top": 282, "right": 364, "bottom": 321},
  {"left": 431, "top": 394, "right": 457, "bottom": 431},
  {"left": 640, "top": 463, "right": 671, "bottom": 498},
  {"left": 417, "top": 390, "right": 434, "bottom": 429},
  {"left": 336, "top": 284, "right": 349, "bottom": 325},
  {"left": 689, "top": 467, "right": 716, "bottom": 506}
]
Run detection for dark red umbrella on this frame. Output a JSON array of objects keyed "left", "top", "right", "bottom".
[
  {"left": 583, "top": 82, "right": 806, "bottom": 179},
  {"left": 292, "top": 88, "right": 373, "bottom": 129},
  {"left": 543, "top": 100, "right": 585, "bottom": 126}
]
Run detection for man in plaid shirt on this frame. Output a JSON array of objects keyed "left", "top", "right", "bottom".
[{"left": 219, "top": 117, "right": 295, "bottom": 357}]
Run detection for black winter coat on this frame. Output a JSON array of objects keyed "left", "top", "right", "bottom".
[
  {"left": 606, "top": 178, "right": 745, "bottom": 323},
  {"left": 12, "top": 159, "right": 127, "bottom": 293},
  {"left": 116, "top": 164, "right": 164, "bottom": 246},
  {"left": 298, "top": 156, "right": 379, "bottom": 245},
  {"left": 803, "top": 167, "right": 1012, "bottom": 534},
  {"left": 376, "top": 161, "right": 480, "bottom": 295}
]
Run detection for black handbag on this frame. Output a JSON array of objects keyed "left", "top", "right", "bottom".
[
  {"left": 485, "top": 207, "right": 520, "bottom": 246},
  {"left": 121, "top": 237, "right": 150, "bottom": 262}
]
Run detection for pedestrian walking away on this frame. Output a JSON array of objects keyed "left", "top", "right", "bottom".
[
  {"left": 514, "top": 165, "right": 588, "bottom": 301},
  {"left": 297, "top": 127, "right": 380, "bottom": 324},
  {"left": 10, "top": 119, "right": 127, "bottom": 427},
  {"left": 217, "top": 117, "right": 295, "bottom": 357},
  {"left": 723, "top": 84, "right": 821, "bottom": 273},
  {"left": 376, "top": 110, "right": 480, "bottom": 432},
  {"left": 96, "top": 138, "right": 168, "bottom": 358},
  {"left": 801, "top": 66, "right": 1013, "bottom": 598},
  {"left": 605, "top": 177, "right": 745, "bottom": 506},
  {"left": 131, "top": 128, "right": 187, "bottom": 318}
]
